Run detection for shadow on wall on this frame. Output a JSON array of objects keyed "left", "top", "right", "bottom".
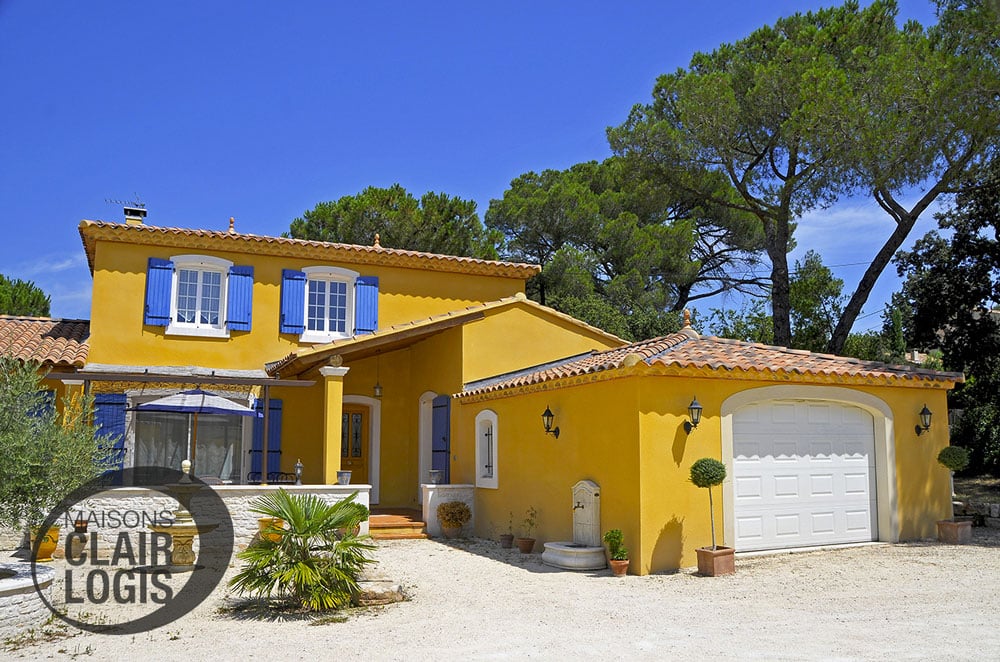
[
  {"left": 650, "top": 516, "right": 684, "bottom": 573},
  {"left": 671, "top": 426, "right": 687, "bottom": 466}
]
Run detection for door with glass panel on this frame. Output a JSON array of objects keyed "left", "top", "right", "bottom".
[{"left": 341, "top": 405, "right": 369, "bottom": 484}]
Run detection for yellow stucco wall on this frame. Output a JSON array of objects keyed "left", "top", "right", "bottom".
[
  {"left": 86, "top": 240, "right": 525, "bottom": 368},
  {"left": 458, "top": 369, "right": 956, "bottom": 575},
  {"left": 461, "top": 305, "right": 622, "bottom": 384}
]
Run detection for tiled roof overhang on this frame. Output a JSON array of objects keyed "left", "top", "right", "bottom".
[
  {"left": 0, "top": 315, "right": 90, "bottom": 368},
  {"left": 457, "top": 329, "right": 965, "bottom": 403},
  {"left": 79, "top": 220, "right": 541, "bottom": 280}
]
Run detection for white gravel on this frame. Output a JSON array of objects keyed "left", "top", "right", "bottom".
[{"left": 5, "top": 527, "right": 1000, "bottom": 661}]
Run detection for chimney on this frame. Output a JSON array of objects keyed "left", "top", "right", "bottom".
[{"left": 124, "top": 206, "right": 147, "bottom": 225}]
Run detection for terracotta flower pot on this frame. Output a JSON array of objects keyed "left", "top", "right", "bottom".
[
  {"left": 609, "top": 558, "right": 629, "bottom": 577},
  {"left": 937, "top": 519, "right": 972, "bottom": 544},
  {"left": 499, "top": 533, "right": 514, "bottom": 549},
  {"left": 696, "top": 545, "right": 735, "bottom": 576},
  {"left": 514, "top": 537, "right": 535, "bottom": 554},
  {"left": 30, "top": 525, "right": 61, "bottom": 562},
  {"left": 441, "top": 525, "right": 462, "bottom": 539}
]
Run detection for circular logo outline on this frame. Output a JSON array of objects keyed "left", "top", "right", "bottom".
[{"left": 30, "top": 466, "right": 234, "bottom": 635}]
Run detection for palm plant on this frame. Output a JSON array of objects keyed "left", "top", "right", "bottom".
[{"left": 229, "top": 489, "right": 375, "bottom": 611}]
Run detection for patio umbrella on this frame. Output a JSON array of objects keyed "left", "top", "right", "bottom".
[{"left": 134, "top": 389, "right": 259, "bottom": 470}]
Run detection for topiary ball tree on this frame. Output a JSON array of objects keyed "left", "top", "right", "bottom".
[
  {"left": 690, "top": 457, "right": 727, "bottom": 550},
  {"left": 937, "top": 446, "right": 971, "bottom": 473}
]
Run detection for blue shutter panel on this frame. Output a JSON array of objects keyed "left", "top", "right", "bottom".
[
  {"left": 225, "top": 265, "right": 254, "bottom": 331},
  {"left": 280, "top": 269, "right": 306, "bottom": 334},
  {"left": 354, "top": 276, "right": 379, "bottom": 335},
  {"left": 144, "top": 258, "right": 174, "bottom": 326},
  {"left": 250, "top": 398, "right": 283, "bottom": 479},
  {"left": 94, "top": 393, "right": 128, "bottom": 484},
  {"left": 431, "top": 394, "right": 450, "bottom": 483}
]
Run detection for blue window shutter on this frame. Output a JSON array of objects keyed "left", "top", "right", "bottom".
[
  {"left": 251, "top": 398, "right": 283, "bottom": 479},
  {"left": 30, "top": 390, "right": 55, "bottom": 419},
  {"left": 225, "top": 265, "right": 254, "bottom": 331},
  {"left": 94, "top": 393, "right": 128, "bottom": 484},
  {"left": 431, "top": 394, "right": 450, "bottom": 483},
  {"left": 144, "top": 258, "right": 174, "bottom": 326},
  {"left": 354, "top": 276, "right": 379, "bottom": 335},
  {"left": 280, "top": 269, "right": 306, "bottom": 334}
]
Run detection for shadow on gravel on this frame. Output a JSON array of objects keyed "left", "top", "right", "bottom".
[{"left": 418, "top": 536, "right": 617, "bottom": 578}]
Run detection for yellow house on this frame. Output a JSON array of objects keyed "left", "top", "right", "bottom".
[
  {"left": 454, "top": 320, "right": 963, "bottom": 574},
  {"left": 74, "top": 215, "right": 622, "bottom": 507},
  {"left": 1, "top": 212, "right": 963, "bottom": 574}
]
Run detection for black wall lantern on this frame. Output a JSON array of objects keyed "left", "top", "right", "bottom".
[
  {"left": 542, "top": 406, "right": 560, "bottom": 439},
  {"left": 915, "top": 404, "right": 932, "bottom": 436},
  {"left": 684, "top": 396, "right": 703, "bottom": 434}
]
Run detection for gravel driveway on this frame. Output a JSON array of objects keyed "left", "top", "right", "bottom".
[{"left": 6, "top": 527, "right": 999, "bottom": 660}]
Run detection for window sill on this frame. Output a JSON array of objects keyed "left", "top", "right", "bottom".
[
  {"left": 476, "top": 479, "right": 499, "bottom": 490},
  {"left": 299, "top": 332, "right": 351, "bottom": 344},
  {"left": 165, "top": 325, "right": 230, "bottom": 339}
]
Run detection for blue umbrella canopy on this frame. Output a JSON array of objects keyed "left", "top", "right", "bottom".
[{"left": 135, "top": 389, "right": 258, "bottom": 416}]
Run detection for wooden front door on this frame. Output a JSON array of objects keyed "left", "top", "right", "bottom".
[{"left": 341, "top": 405, "right": 369, "bottom": 485}]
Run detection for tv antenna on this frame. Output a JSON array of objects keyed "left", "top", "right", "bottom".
[{"left": 105, "top": 194, "right": 145, "bottom": 209}]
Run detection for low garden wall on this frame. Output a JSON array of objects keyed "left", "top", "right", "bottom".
[
  {"left": 957, "top": 500, "right": 1000, "bottom": 528},
  {"left": 0, "top": 562, "right": 54, "bottom": 641}
]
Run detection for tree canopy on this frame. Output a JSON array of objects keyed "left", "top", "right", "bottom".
[
  {"left": 286, "top": 184, "right": 500, "bottom": 260},
  {"left": 486, "top": 158, "right": 765, "bottom": 340},
  {"left": 0, "top": 274, "right": 50, "bottom": 317},
  {"left": 893, "top": 160, "right": 1000, "bottom": 474},
  {"left": 609, "top": 0, "right": 1000, "bottom": 352}
]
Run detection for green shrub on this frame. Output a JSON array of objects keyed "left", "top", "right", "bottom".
[
  {"left": 602, "top": 528, "right": 628, "bottom": 561},
  {"left": 937, "top": 446, "right": 971, "bottom": 473},
  {"left": 229, "top": 489, "right": 375, "bottom": 611},
  {"left": 0, "top": 356, "right": 112, "bottom": 528},
  {"left": 436, "top": 500, "right": 471, "bottom": 528},
  {"left": 690, "top": 458, "right": 727, "bottom": 550}
]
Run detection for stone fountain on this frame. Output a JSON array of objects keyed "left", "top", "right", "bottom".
[
  {"left": 541, "top": 479, "right": 607, "bottom": 570},
  {"left": 149, "top": 460, "right": 220, "bottom": 572}
]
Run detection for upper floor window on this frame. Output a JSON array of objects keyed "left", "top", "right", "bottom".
[
  {"left": 281, "top": 267, "right": 379, "bottom": 342},
  {"left": 475, "top": 409, "right": 499, "bottom": 489},
  {"left": 144, "top": 256, "right": 253, "bottom": 337}
]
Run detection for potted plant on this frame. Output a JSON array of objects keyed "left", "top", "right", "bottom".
[
  {"left": 499, "top": 511, "right": 514, "bottom": 549},
  {"left": 514, "top": 506, "right": 538, "bottom": 553},
  {"left": 690, "top": 457, "right": 735, "bottom": 576},
  {"left": 437, "top": 500, "right": 471, "bottom": 539},
  {"left": 0, "top": 359, "right": 112, "bottom": 562},
  {"left": 602, "top": 529, "right": 629, "bottom": 577},
  {"left": 936, "top": 446, "right": 972, "bottom": 544}
]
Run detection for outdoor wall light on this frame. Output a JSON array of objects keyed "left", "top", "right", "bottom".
[
  {"left": 915, "top": 404, "right": 932, "bottom": 436},
  {"left": 294, "top": 458, "right": 304, "bottom": 485},
  {"left": 542, "top": 406, "right": 560, "bottom": 439},
  {"left": 373, "top": 353, "right": 383, "bottom": 399},
  {"left": 684, "top": 396, "right": 703, "bottom": 434}
]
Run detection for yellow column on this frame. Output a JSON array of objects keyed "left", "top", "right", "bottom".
[{"left": 320, "top": 366, "right": 349, "bottom": 484}]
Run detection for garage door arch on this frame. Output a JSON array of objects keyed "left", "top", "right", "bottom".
[{"left": 721, "top": 386, "right": 898, "bottom": 550}]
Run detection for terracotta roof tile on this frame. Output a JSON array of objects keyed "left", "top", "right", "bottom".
[
  {"left": 460, "top": 327, "right": 964, "bottom": 397},
  {"left": 0, "top": 316, "right": 90, "bottom": 368},
  {"left": 79, "top": 220, "right": 541, "bottom": 280}
]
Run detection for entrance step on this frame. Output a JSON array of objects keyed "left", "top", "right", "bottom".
[{"left": 369, "top": 508, "right": 427, "bottom": 540}]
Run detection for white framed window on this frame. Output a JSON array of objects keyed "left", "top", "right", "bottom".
[
  {"left": 300, "top": 266, "right": 358, "bottom": 343},
  {"left": 475, "top": 409, "right": 498, "bottom": 489},
  {"left": 167, "top": 255, "right": 232, "bottom": 337}
]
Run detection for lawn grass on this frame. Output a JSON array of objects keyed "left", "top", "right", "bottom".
[{"left": 954, "top": 475, "right": 1000, "bottom": 502}]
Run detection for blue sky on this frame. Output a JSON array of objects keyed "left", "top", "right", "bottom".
[{"left": 0, "top": 1, "right": 941, "bottom": 330}]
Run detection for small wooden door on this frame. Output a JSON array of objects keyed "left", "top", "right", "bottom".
[{"left": 341, "top": 405, "right": 369, "bottom": 485}]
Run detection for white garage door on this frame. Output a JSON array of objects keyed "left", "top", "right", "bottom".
[{"left": 733, "top": 400, "right": 877, "bottom": 552}]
